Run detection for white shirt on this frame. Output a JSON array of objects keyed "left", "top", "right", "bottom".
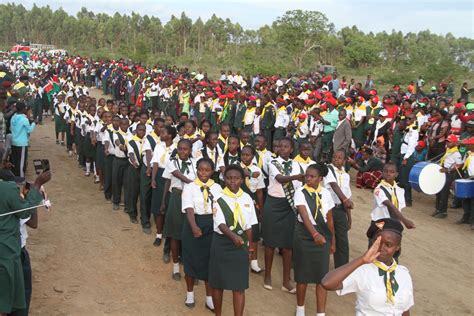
[
  {"left": 324, "top": 164, "right": 352, "bottom": 204},
  {"left": 19, "top": 217, "right": 31, "bottom": 248},
  {"left": 213, "top": 191, "right": 258, "bottom": 234},
  {"left": 371, "top": 183, "right": 406, "bottom": 221},
  {"left": 442, "top": 151, "right": 462, "bottom": 169},
  {"left": 162, "top": 157, "right": 197, "bottom": 191},
  {"left": 337, "top": 263, "right": 414, "bottom": 316},
  {"left": 465, "top": 152, "right": 474, "bottom": 176},
  {"left": 353, "top": 105, "right": 367, "bottom": 122},
  {"left": 309, "top": 116, "right": 324, "bottom": 137},
  {"left": 193, "top": 146, "right": 222, "bottom": 171},
  {"left": 112, "top": 131, "right": 131, "bottom": 158},
  {"left": 151, "top": 142, "right": 177, "bottom": 169},
  {"left": 275, "top": 107, "right": 290, "bottom": 128},
  {"left": 267, "top": 157, "right": 303, "bottom": 198},
  {"left": 400, "top": 128, "right": 419, "bottom": 160},
  {"left": 294, "top": 186, "right": 335, "bottom": 225},
  {"left": 241, "top": 163, "right": 265, "bottom": 193},
  {"left": 294, "top": 157, "right": 316, "bottom": 174},
  {"left": 142, "top": 133, "right": 161, "bottom": 167},
  {"left": 182, "top": 181, "right": 222, "bottom": 215}
]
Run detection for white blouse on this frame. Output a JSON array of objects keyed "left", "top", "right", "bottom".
[
  {"left": 371, "top": 183, "right": 406, "bottom": 221},
  {"left": 181, "top": 182, "right": 222, "bottom": 215},
  {"left": 267, "top": 157, "right": 303, "bottom": 198},
  {"left": 324, "top": 163, "right": 352, "bottom": 204},
  {"left": 294, "top": 186, "right": 335, "bottom": 225},
  {"left": 162, "top": 157, "right": 197, "bottom": 191},
  {"left": 337, "top": 263, "right": 414, "bottom": 316},
  {"left": 213, "top": 192, "right": 258, "bottom": 234}
]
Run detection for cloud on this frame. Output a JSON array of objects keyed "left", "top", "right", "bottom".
[{"left": 12, "top": 0, "right": 474, "bottom": 37}]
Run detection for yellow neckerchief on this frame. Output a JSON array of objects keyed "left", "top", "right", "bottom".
[
  {"left": 107, "top": 124, "right": 113, "bottom": 130},
  {"left": 356, "top": 103, "right": 366, "bottom": 111},
  {"left": 240, "top": 141, "right": 247, "bottom": 149},
  {"left": 240, "top": 162, "right": 252, "bottom": 189},
  {"left": 406, "top": 123, "right": 416, "bottom": 130},
  {"left": 146, "top": 118, "right": 152, "bottom": 125},
  {"left": 291, "top": 108, "right": 302, "bottom": 121},
  {"left": 148, "top": 131, "right": 160, "bottom": 143},
  {"left": 222, "top": 187, "right": 245, "bottom": 228},
  {"left": 345, "top": 104, "right": 354, "bottom": 112},
  {"left": 372, "top": 259, "right": 398, "bottom": 305},
  {"left": 303, "top": 184, "right": 322, "bottom": 220},
  {"left": 243, "top": 106, "right": 256, "bottom": 123},
  {"left": 184, "top": 131, "right": 198, "bottom": 140},
  {"left": 85, "top": 112, "right": 95, "bottom": 122},
  {"left": 117, "top": 129, "right": 128, "bottom": 144},
  {"left": 463, "top": 151, "right": 474, "bottom": 170},
  {"left": 293, "top": 155, "right": 311, "bottom": 164},
  {"left": 380, "top": 180, "right": 399, "bottom": 209},
  {"left": 277, "top": 105, "right": 286, "bottom": 114},
  {"left": 256, "top": 148, "right": 267, "bottom": 169},
  {"left": 13, "top": 82, "right": 25, "bottom": 90},
  {"left": 218, "top": 134, "right": 228, "bottom": 152},
  {"left": 331, "top": 164, "right": 346, "bottom": 188},
  {"left": 198, "top": 129, "right": 205, "bottom": 138},
  {"left": 194, "top": 178, "right": 215, "bottom": 212},
  {"left": 440, "top": 146, "right": 459, "bottom": 166},
  {"left": 160, "top": 144, "right": 174, "bottom": 166},
  {"left": 103, "top": 105, "right": 110, "bottom": 112},
  {"left": 261, "top": 102, "right": 273, "bottom": 120},
  {"left": 131, "top": 135, "right": 145, "bottom": 155}
]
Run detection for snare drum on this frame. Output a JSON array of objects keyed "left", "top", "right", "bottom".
[
  {"left": 454, "top": 179, "right": 474, "bottom": 198},
  {"left": 409, "top": 161, "right": 446, "bottom": 195}
]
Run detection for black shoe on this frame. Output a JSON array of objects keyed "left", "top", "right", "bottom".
[
  {"left": 185, "top": 301, "right": 195, "bottom": 308},
  {"left": 172, "top": 272, "right": 181, "bottom": 281},
  {"left": 142, "top": 227, "right": 151, "bottom": 234},
  {"left": 112, "top": 204, "right": 120, "bottom": 211},
  {"left": 455, "top": 218, "right": 469, "bottom": 225},
  {"left": 153, "top": 237, "right": 162, "bottom": 247},
  {"left": 406, "top": 201, "right": 412, "bottom": 207},
  {"left": 450, "top": 203, "right": 461, "bottom": 209},
  {"left": 163, "top": 252, "right": 171, "bottom": 264},
  {"left": 431, "top": 210, "right": 440, "bottom": 217},
  {"left": 433, "top": 212, "right": 447, "bottom": 219},
  {"left": 129, "top": 217, "right": 138, "bottom": 224}
]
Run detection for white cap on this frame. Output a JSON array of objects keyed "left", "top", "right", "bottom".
[{"left": 379, "top": 109, "right": 389, "bottom": 117}]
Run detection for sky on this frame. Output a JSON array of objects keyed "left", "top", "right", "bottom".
[{"left": 9, "top": 0, "right": 474, "bottom": 38}]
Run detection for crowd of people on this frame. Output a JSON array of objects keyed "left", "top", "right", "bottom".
[{"left": 1, "top": 52, "right": 473, "bottom": 316}]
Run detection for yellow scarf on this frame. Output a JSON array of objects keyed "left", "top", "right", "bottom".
[
  {"left": 131, "top": 135, "right": 144, "bottom": 155},
  {"left": 184, "top": 131, "right": 198, "bottom": 140},
  {"left": 222, "top": 187, "right": 245, "bottom": 228},
  {"left": 303, "top": 184, "right": 322, "bottom": 219},
  {"left": 117, "top": 129, "right": 129, "bottom": 144},
  {"left": 380, "top": 180, "right": 398, "bottom": 209},
  {"left": 240, "top": 162, "right": 252, "bottom": 189},
  {"left": 332, "top": 164, "right": 345, "bottom": 188},
  {"left": 149, "top": 131, "right": 160, "bottom": 143},
  {"left": 372, "top": 260, "right": 398, "bottom": 305},
  {"left": 294, "top": 155, "right": 311, "bottom": 164},
  {"left": 194, "top": 178, "right": 215, "bottom": 212},
  {"left": 256, "top": 149, "right": 267, "bottom": 169},
  {"left": 218, "top": 134, "right": 228, "bottom": 153},
  {"left": 243, "top": 106, "right": 256, "bottom": 123},
  {"left": 463, "top": 151, "right": 474, "bottom": 170},
  {"left": 160, "top": 145, "right": 173, "bottom": 166},
  {"left": 261, "top": 102, "right": 273, "bottom": 120},
  {"left": 440, "top": 146, "right": 459, "bottom": 166}
]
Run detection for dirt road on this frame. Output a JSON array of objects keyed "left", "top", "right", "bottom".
[{"left": 26, "top": 89, "right": 473, "bottom": 315}]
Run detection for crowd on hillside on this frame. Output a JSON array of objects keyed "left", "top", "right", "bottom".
[{"left": 1, "top": 52, "right": 474, "bottom": 316}]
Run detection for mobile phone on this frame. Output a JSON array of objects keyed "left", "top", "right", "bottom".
[{"left": 33, "top": 159, "right": 51, "bottom": 175}]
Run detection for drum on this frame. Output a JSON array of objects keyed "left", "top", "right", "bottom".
[
  {"left": 454, "top": 179, "right": 474, "bottom": 198},
  {"left": 409, "top": 162, "right": 446, "bottom": 195}
]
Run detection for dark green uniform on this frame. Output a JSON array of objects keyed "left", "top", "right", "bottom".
[
  {"left": 0, "top": 182, "right": 42, "bottom": 314},
  {"left": 260, "top": 104, "right": 276, "bottom": 150}
]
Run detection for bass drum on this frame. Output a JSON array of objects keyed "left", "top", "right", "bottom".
[{"left": 409, "top": 162, "right": 446, "bottom": 195}]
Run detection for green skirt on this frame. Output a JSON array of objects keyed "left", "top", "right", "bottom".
[
  {"left": 163, "top": 189, "right": 184, "bottom": 240},
  {"left": 208, "top": 233, "right": 249, "bottom": 291},
  {"left": 0, "top": 258, "right": 26, "bottom": 313},
  {"left": 150, "top": 168, "right": 166, "bottom": 215},
  {"left": 262, "top": 196, "right": 295, "bottom": 248},
  {"left": 182, "top": 214, "right": 213, "bottom": 280},
  {"left": 95, "top": 143, "right": 105, "bottom": 170},
  {"left": 82, "top": 133, "right": 97, "bottom": 159},
  {"left": 293, "top": 223, "right": 330, "bottom": 284},
  {"left": 55, "top": 115, "right": 67, "bottom": 133}
]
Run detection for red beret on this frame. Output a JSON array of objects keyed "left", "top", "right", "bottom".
[
  {"left": 372, "top": 96, "right": 379, "bottom": 103},
  {"left": 298, "top": 112, "right": 308, "bottom": 120},
  {"left": 198, "top": 81, "right": 208, "bottom": 87},
  {"left": 248, "top": 95, "right": 257, "bottom": 101},
  {"left": 326, "top": 98, "right": 337, "bottom": 106},
  {"left": 227, "top": 93, "right": 234, "bottom": 99},
  {"left": 447, "top": 134, "right": 459, "bottom": 143},
  {"left": 462, "top": 137, "right": 474, "bottom": 145},
  {"left": 369, "top": 89, "right": 377, "bottom": 96},
  {"left": 358, "top": 96, "right": 365, "bottom": 102},
  {"left": 2, "top": 81, "right": 12, "bottom": 88},
  {"left": 417, "top": 140, "right": 427, "bottom": 148},
  {"left": 304, "top": 99, "right": 316, "bottom": 106},
  {"left": 345, "top": 97, "right": 353, "bottom": 104},
  {"left": 383, "top": 98, "right": 392, "bottom": 104},
  {"left": 219, "top": 94, "right": 227, "bottom": 100}
]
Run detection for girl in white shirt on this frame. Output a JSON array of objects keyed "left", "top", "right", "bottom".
[
  {"left": 262, "top": 137, "right": 305, "bottom": 293},
  {"left": 322, "top": 218, "right": 414, "bottom": 316},
  {"left": 293, "top": 163, "right": 335, "bottom": 316},
  {"left": 162, "top": 139, "right": 197, "bottom": 280},
  {"left": 208, "top": 165, "right": 258, "bottom": 316},
  {"left": 181, "top": 157, "right": 222, "bottom": 311}
]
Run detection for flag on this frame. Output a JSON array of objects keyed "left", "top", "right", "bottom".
[{"left": 43, "top": 80, "right": 61, "bottom": 102}]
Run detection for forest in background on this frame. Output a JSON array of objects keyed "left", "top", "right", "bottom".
[{"left": 1, "top": 3, "right": 473, "bottom": 87}]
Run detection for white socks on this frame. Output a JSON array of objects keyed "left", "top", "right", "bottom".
[
  {"left": 316, "top": 313, "right": 326, "bottom": 316},
  {"left": 251, "top": 260, "right": 261, "bottom": 271},
  {"left": 173, "top": 263, "right": 180, "bottom": 274},
  {"left": 296, "top": 305, "right": 305, "bottom": 316},
  {"left": 85, "top": 162, "right": 91, "bottom": 173},
  {"left": 186, "top": 291, "right": 194, "bottom": 304},
  {"left": 156, "top": 233, "right": 162, "bottom": 239},
  {"left": 206, "top": 295, "right": 214, "bottom": 309}
]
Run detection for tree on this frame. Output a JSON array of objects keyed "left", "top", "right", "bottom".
[{"left": 272, "top": 10, "right": 335, "bottom": 68}]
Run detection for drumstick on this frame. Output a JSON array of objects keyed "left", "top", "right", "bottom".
[
  {"left": 0, "top": 200, "right": 52, "bottom": 217},
  {"left": 428, "top": 152, "right": 446, "bottom": 163}
]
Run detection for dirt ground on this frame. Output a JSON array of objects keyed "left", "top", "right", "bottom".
[{"left": 25, "top": 88, "right": 473, "bottom": 315}]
